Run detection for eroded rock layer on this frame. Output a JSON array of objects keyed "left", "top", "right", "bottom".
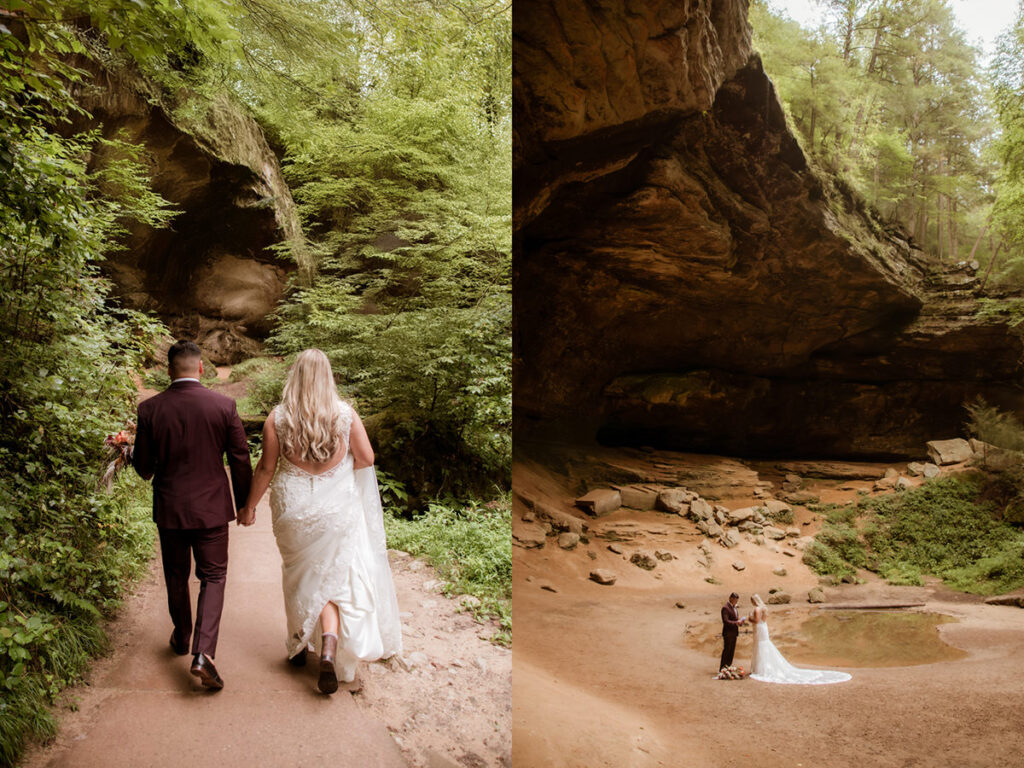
[
  {"left": 513, "top": 0, "right": 1024, "bottom": 458},
  {"left": 72, "top": 58, "right": 301, "bottom": 363}
]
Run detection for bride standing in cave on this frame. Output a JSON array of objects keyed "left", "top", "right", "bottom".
[
  {"left": 237, "top": 348, "right": 402, "bottom": 693},
  {"left": 748, "top": 595, "right": 850, "bottom": 685}
]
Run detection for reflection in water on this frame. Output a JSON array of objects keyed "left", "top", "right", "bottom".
[{"left": 686, "top": 610, "right": 966, "bottom": 668}]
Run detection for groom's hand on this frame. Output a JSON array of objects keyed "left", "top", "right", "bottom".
[{"left": 236, "top": 506, "right": 255, "bottom": 526}]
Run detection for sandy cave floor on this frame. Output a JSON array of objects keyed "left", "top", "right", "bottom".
[{"left": 511, "top": 446, "right": 1024, "bottom": 768}]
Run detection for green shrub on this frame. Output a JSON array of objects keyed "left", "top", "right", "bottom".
[
  {"left": 807, "top": 477, "right": 1024, "bottom": 594},
  {"left": 232, "top": 357, "right": 288, "bottom": 417},
  {"left": 384, "top": 496, "right": 510, "bottom": 641},
  {"left": 802, "top": 540, "right": 857, "bottom": 580},
  {"left": 766, "top": 506, "right": 794, "bottom": 525},
  {"left": 143, "top": 368, "right": 171, "bottom": 390}
]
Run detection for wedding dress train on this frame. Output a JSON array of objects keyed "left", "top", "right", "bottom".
[
  {"left": 270, "top": 403, "right": 402, "bottom": 681},
  {"left": 750, "top": 621, "right": 850, "bottom": 685}
]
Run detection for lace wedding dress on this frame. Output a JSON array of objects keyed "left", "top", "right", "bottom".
[
  {"left": 270, "top": 402, "right": 402, "bottom": 681},
  {"left": 750, "top": 620, "right": 851, "bottom": 685}
]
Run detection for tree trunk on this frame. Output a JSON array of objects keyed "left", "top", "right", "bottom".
[
  {"left": 968, "top": 224, "right": 988, "bottom": 263},
  {"left": 980, "top": 241, "right": 1005, "bottom": 290}
]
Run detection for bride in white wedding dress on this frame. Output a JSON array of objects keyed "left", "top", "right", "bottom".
[
  {"left": 238, "top": 349, "right": 402, "bottom": 694},
  {"left": 748, "top": 594, "right": 850, "bottom": 685}
]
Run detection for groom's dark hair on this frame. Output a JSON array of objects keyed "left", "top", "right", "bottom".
[
  {"left": 168, "top": 339, "right": 202, "bottom": 373},
  {"left": 729, "top": 592, "right": 739, "bottom": 599}
]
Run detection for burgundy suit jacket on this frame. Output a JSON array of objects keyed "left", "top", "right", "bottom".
[
  {"left": 132, "top": 380, "right": 253, "bottom": 529},
  {"left": 722, "top": 603, "right": 741, "bottom": 638}
]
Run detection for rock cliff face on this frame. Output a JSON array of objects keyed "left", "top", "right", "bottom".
[
  {"left": 514, "top": 0, "right": 1024, "bottom": 458},
  {"left": 72, "top": 58, "right": 301, "bottom": 363}
]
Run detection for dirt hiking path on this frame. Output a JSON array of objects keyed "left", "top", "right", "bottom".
[{"left": 22, "top": 494, "right": 510, "bottom": 768}]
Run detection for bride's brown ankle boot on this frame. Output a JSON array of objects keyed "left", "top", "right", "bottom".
[{"left": 318, "top": 633, "right": 339, "bottom": 694}]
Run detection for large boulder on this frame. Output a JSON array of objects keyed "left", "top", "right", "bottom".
[
  {"left": 576, "top": 489, "right": 622, "bottom": 516},
  {"left": 926, "top": 439, "right": 973, "bottom": 466}
]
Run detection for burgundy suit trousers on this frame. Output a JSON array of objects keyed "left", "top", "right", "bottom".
[{"left": 158, "top": 525, "right": 229, "bottom": 658}]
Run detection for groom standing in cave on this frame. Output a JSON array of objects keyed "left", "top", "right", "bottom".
[
  {"left": 133, "top": 340, "right": 252, "bottom": 690},
  {"left": 720, "top": 592, "right": 746, "bottom": 671}
]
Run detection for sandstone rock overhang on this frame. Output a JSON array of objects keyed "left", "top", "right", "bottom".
[
  {"left": 69, "top": 54, "right": 302, "bottom": 363},
  {"left": 513, "top": 0, "right": 1024, "bottom": 459}
]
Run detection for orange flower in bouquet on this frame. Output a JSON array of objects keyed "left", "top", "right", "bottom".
[{"left": 100, "top": 420, "right": 136, "bottom": 489}]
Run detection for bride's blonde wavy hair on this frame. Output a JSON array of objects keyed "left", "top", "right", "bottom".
[
  {"left": 751, "top": 594, "right": 766, "bottom": 608},
  {"left": 277, "top": 349, "right": 345, "bottom": 463}
]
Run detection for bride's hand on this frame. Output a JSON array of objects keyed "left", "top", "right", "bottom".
[{"left": 236, "top": 506, "right": 255, "bottom": 526}]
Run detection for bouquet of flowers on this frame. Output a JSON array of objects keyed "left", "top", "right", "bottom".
[
  {"left": 100, "top": 421, "right": 136, "bottom": 489},
  {"left": 715, "top": 665, "right": 747, "bottom": 680}
]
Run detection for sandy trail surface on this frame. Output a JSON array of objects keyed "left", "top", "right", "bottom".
[
  {"left": 22, "top": 493, "right": 510, "bottom": 768},
  {"left": 513, "top": 446, "right": 1024, "bottom": 768}
]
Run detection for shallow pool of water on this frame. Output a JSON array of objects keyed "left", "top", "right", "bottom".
[{"left": 686, "top": 610, "right": 967, "bottom": 668}]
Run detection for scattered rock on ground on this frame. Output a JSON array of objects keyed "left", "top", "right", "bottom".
[
  {"left": 697, "top": 520, "right": 724, "bottom": 538},
  {"left": 534, "top": 501, "right": 586, "bottom": 534},
  {"left": 675, "top": 601, "right": 686, "bottom": 609},
  {"left": 808, "top": 587, "right": 826, "bottom": 604},
  {"left": 607, "top": 543, "right": 624, "bottom": 554},
  {"left": 616, "top": 484, "right": 659, "bottom": 510},
  {"left": 874, "top": 476, "right": 897, "bottom": 491},
  {"left": 773, "top": 567, "right": 787, "bottom": 577},
  {"left": 732, "top": 560, "right": 746, "bottom": 571},
  {"left": 589, "top": 569, "right": 617, "bottom": 586},
  {"left": 690, "top": 498, "right": 713, "bottom": 520},
  {"left": 884, "top": 467, "right": 899, "bottom": 479},
  {"left": 984, "top": 595, "right": 1024, "bottom": 608},
  {"left": 512, "top": 529, "right": 546, "bottom": 549},
  {"left": 896, "top": 477, "right": 914, "bottom": 490},
  {"left": 576, "top": 488, "right": 622, "bottom": 516},
  {"left": 907, "top": 462, "right": 926, "bottom": 477},
  {"left": 558, "top": 532, "right": 580, "bottom": 549},
  {"left": 656, "top": 488, "right": 693, "bottom": 515},
  {"left": 782, "top": 490, "right": 820, "bottom": 505},
  {"left": 727, "top": 507, "right": 758, "bottom": 524},
  {"left": 768, "top": 592, "right": 792, "bottom": 605},
  {"left": 630, "top": 551, "right": 658, "bottom": 570},
  {"left": 923, "top": 463, "right": 941, "bottom": 478},
  {"left": 719, "top": 530, "right": 740, "bottom": 549},
  {"left": 655, "top": 550, "right": 674, "bottom": 561},
  {"left": 764, "top": 526, "right": 786, "bottom": 540}
]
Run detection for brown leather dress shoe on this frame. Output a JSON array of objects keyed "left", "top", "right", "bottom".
[
  {"left": 190, "top": 653, "right": 224, "bottom": 690},
  {"left": 169, "top": 632, "right": 189, "bottom": 656},
  {"left": 318, "top": 635, "right": 339, "bottom": 695}
]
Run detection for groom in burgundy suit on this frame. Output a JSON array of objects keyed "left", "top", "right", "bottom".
[
  {"left": 133, "top": 340, "right": 252, "bottom": 690},
  {"left": 720, "top": 592, "right": 746, "bottom": 671}
]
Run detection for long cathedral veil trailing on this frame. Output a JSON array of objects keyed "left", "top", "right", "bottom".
[{"left": 353, "top": 465, "right": 403, "bottom": 658}]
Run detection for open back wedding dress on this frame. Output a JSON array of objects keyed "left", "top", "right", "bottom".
[
  {"left": 750, "top": 618, "right": 850, "bottom": 685},
  {"left": 270, "top": 401, "right": 402, "bottom": 681}
]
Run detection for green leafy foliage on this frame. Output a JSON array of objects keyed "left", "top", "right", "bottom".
[
  {"left": 752, "top": 0, "right": 997, "bottom": 266},
  {"left": 237, "top": 1, "right": 512, "bottom": 501},
  {"left": 804, "top": 477, "right": 1024, "bottom": 593},
  {"left": 384, "top": 496, "right": 511, "bottom": 640},
  {"left": 0, "top": 2, "right": 224, "bottom": 762}
]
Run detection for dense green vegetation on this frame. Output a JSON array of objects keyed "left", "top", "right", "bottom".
[
  {"left": 752, "top": 0, "right": 1024, "bottom": 285},
  {"left": 804, "top": 477, "right": 1024, "bottom": 593},
  {"left": 1, "top": 0, "right": 509, "bottom": 762},
  {"left": 384, "top": 496, "right": 511, "bottom": 644},
  {"left": 0, "top": 3, "right": 206, "bottom": 761}
]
